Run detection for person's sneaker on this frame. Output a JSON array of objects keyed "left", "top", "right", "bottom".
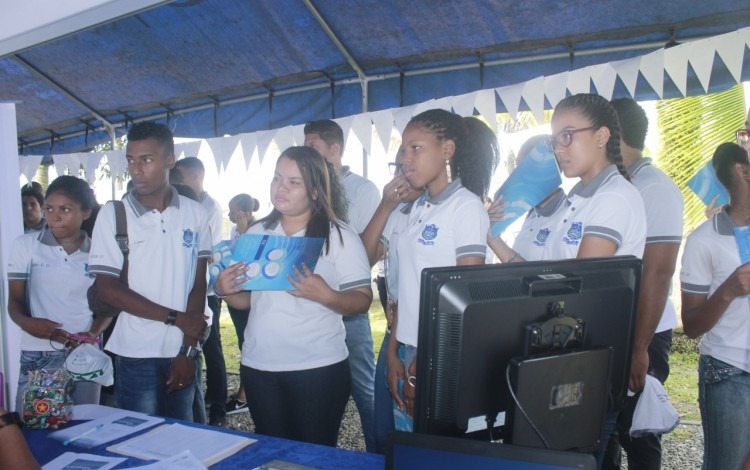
[{"left": 225, "top": 397, "right": 248, "bottom": 415}]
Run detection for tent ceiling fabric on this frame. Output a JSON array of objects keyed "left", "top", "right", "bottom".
[{"left": 2, "top": 0, "right": 750, "bottom": 154}]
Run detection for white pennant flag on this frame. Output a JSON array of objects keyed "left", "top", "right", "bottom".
[
  {"left": 174, "top": 140, "right": 202, "bottom": 159},
  {"left": 496, "top": 82, "right": 524, "bottom": 120},
  {"left": 239, "top": 133, "right": 258, "bottom": 170},
  {"left": 256, "top": 130, "right": 276, "bottom": 165},
  {"left": 432, "top": 96, "right": 452, "bottom": 112},
  {"left": 274, "top": 126, "right": 295, "bottom": 153},
  {"left": 611, "top": 56, "right": 642, "bottom": 98},
  {"left": 544, "top": 72, "right": 569, "bottom": 110},
  {"left": 475, "top": 89, "right": 497, "bottom": 134},
  {"left": 18, "top": 154, "right": 44, "bottom": 183},
  {"left": 334, "top": 115, "right": 356, "bottom": 146},
  {"left": 521, "top": 77, "right": 546, "bottom": 124},
  {"left": 351, "top": 113, "right": 373, "bottom": 156},
  {"left": 207, "top": 135, "right": 240, "bottom": 173},
  {"left": 664, "top": 42, "right": 691, "bottom": 97},
  {"left": 370, "top": 109, "right": 394, "bottom": 154},
  {"left": 393, "top": 105, "right": 417, "bottom": 134},
  {"left": 413, "top": 99, "right": 436, "bottom": 116},
  {"left": 591, "top": 63, "right": 618, "bottom": 101},
  {"left": 640, "top": 48, "right": 665, "bottom": 98},
  {"left": 451, "top": 91, "right": 477, "bottom": 117},
  {"left": 688, "top": 39, "right": 717, "bottom": 93},
  {"left": 292, "top": 124, "right": 306, "bottom": 146},
  {"left": 52, "top": 153, "right": 81, "bottom": 177},
  {"left": 714, "top": 30, "right": 746, "bottom": 84},
  {"left": 567, "top": 66, "right": 592, "bottom": 95},
  {"left": 80, "top": 152, "right": 103, "bottom": 183},
  {"left": 105, "top": 150, "right": 127, "bottom": 180}
]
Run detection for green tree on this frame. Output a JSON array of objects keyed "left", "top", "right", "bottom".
[{"left": 656, "top": 84, "right": 746, "bottom": 234}]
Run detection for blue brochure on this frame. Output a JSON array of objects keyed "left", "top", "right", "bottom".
[
  {"left": 490, "top": 141, "right": 562, "bottom": 238},
  {"left": 687, "top": 162, "right": 729, "bottom": 207},
  {"left": 733, "top": 226, "right": 750, "bottom": 264},
  {"left": 209, "top": 234, "right": 325, "bottom": 291}
]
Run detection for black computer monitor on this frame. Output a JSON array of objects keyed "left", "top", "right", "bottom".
[{"left": 414, "top": 256, "right": 641, "bottom": 441}]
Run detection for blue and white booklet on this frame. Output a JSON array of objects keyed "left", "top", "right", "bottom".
[
  {"left": 209, "top": 234, "right": 325, "bottom": 291},
  {"left": 687, "top": 161, "right": 729, "bottom": 207},
  {"left": 490, "top": 141, "right": 562, "bottom": 238}
]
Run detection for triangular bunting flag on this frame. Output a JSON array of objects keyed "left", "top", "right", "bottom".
[
  {"left": 431, "top": 96, "right": 452, "bottom": 112},
  {"left": 370, "top": 109, "right": 394, "bottom": 154},
  {"left": 18, "top": 154, "right": 44, "bottom": 183},
  {"left": 333, "top": 115, "right": 355, "bottom": 146},
  {"left": 567, "top": 66, "right": 592, "bottom": 95},
  {"left": 52, "top": 153, "right": 81, "bottom": 177},
  {"left": 274, "top": 126, "right": 295, "bottom": 153},
  {"left": 521, "top": 77, "right": 546, "bottom": 124},
  {"left": 351, "top": 114, "right": 373, "bottom": 156},
  {"left": 239, "top": 133, "right": 258, "bottom": 170},
  {"left": 393, "top": 105, "right": 417, "bottom": 134},
  {"left": 174, "top": 140, "right": 202, "bottom": 158},
  {"left": 475, "top": 89, "right": 497, "bottom": 134},
  {"left": 688, "top": 39, "right": 717, "bottom": 93},
  {"left": 79, "top": 152, "right": 103, "bottom": 183},
  {"left": 206, "top": 135, "right": 239, "bottom": 173},
  {"left": 256, "top": 130, "right": 276, "bottom": 165},
  {"left": 451, "top": 91, "right": 477, "bottom": 117},
  {"left": 544, "top": 72, "right": 568, "bottom": 110},
  {"left": 496, "top": 82, "right": 524, "bottom": 120},
  {"left": 413, "top": 99, "right": 436, "bottom": 116},
  {"left": 639, "top": 48, "right": 665, "bottom": 98},
  {"left": 105, "top": 150, "right": 127, "bottom": 180},
  {"left": 714, "top": 30, "right": 746, "bottom": 83},
  {"left": 292, "top": 124, "right": 306, "bottom": 146},
  {"left": 611, "top": 56, "right": 642, "bottom": 98},
  {"left": 664, "top": 42, "right": 691, "bottom": 97},
  {"left": 591, "top": 63, "right": 618, "bottom": 101}
]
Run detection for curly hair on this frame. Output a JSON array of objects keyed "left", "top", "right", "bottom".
[
  {"left": 127, "top": 121, "right": 174, "bottom": 157},
  {"left": 407, "top": 109, "right": 499, "bottom": 199},
  {"left": 555, "top": 94, "right": 629, "bottom": 180}
]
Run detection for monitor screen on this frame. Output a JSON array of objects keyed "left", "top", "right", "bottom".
[{"left": 414, "top": 256, "right": 641, "bottom": 440}]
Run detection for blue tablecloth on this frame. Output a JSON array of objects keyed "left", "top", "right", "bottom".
[{"left": 23, "top": 419, "right": 384, "bottom": 469}]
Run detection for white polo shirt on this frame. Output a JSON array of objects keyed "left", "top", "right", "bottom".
[
  {"left": 542, "top": 165, "right": 646, "bottom": 260},
  {"left": 395, "top": 179, "right": 489, "bottom": 347},
  {"left": 89, "top": 187, "right": 212, "bottom": 358},
  {"left": 381, "top": 201, "right": 416, "bottom": 301},
  {"left": 342, "top": 167, "right": 381, "bottom": 234},
  {"left": 241, "top": 220, "right": 372, "bottom": 372},
  {"left": 629, "top": 158, "right": 684, "bottom": 333},
  {"left": 680, "top": 209, "right": 750, "bottom": 373},
  {"left": 512, "top": 188, "right": 567, "bottom": 261},
  {"left": 8, "top": 227, "right": 94, "bottom": 351}
]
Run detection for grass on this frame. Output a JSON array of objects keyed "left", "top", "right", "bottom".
[{"left": 218, "top": 299, "right": 700, "bottom": 426}]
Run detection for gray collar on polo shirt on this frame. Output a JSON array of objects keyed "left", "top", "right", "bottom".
[
  {"left": 568, "top": 165, "right": 620, "bottom": 199},
  {"left": 626, "top": 157, "right": 652, "bottom": 177},
  {"left": 536, "top": 187, "right": 566, "bottom": 217},
  {"left": 125, "top": 186, "right": 181, "bottom": 217},
  {"left": 417, "top": 177, "right": 463, "bottom": 207},
  {"left": 714, "top": 206, "right": 736, "bottom": 236},
  {"left": 38, "top": 226, "right": 91, "bottom": 253}
]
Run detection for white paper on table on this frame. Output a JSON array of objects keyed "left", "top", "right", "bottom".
[
  {"left": 70, "top": 404, "right": 122, "bottom": 421},
  {"left": 129, "top": 450, "right": 208, "bottom": 469},
  {"left": 41, "top": 452, "right": 126, "bottom": 470},
  {"left": 107, "top": 423, "right": 256, "bottom": 466},
  {"left": 48, "top": 410, "right": 164, "bottom": 448}
]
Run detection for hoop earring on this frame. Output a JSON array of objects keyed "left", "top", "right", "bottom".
[{"left": 445, "top": 159, "right": 452, "bottom": 184}]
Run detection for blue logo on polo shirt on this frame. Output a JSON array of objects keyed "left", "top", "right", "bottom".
[
  {"left": 182, "top": 229, "right": 196, "bottom": 248},
  {"left": 418, "top": 224, "right": 438, "bottom": 246},
  {"left": 563, "top": 222, "right": 582, "bottom": 245},
  {"left": 533, "top": 228, "right": 551, "bottom": 247}
]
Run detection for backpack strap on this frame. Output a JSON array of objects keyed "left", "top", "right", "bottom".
[{"left": 111, "top": 200, "right": 129, "bottom": 279}]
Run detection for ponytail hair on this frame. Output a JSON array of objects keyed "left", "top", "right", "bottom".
[
  {"left": 229, "top": 193, "right": 260, "bottom": 213},
  {"left": 407, "top": 109, "right": 499, "bottom": 199},
  {"left": 555, "top": 94, "right": 629, "bottom": 180}
]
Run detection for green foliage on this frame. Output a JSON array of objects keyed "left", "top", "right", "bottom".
[{"left": 656, "top": 84, "right": 747, "bottom": 235}]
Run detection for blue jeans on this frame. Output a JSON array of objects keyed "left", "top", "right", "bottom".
[
  {"left": 698, "top": 355, "right": 750, "bottom": 470},
  {"left": 374, "top": 330, "right": 395, "bottom": 454},
  {"left": 343, "top": 313, "right": 376, "bottom": 452},
  {"left": 115, "top": 356, "right": 196, "bottom": 421},
  {"left": 16, "top": 350, "right": 101, "bottom": 414}
]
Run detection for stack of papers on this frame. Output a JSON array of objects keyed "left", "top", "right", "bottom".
[{"left": 48, "top": 410, "right": 164, "bottom": 448}]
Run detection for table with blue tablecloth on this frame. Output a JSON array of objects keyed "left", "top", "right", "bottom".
[{"left": 22, "top": 414, "right": 384, "bottom": 469}]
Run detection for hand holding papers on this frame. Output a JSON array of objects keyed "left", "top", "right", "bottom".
[
  {"left": 490, "top": 140, "right": 562, "bottom": 238},
  {"left": 210, "top": 234, "right": 325, "bottom": 291}
]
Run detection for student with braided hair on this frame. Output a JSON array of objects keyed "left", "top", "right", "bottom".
[{"left": 386, "top": 109, "right": 499, "bottom": 428}]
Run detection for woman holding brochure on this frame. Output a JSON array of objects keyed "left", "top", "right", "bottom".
[{"left": 214, "top": 146, "right": 373, "bottom": 447}]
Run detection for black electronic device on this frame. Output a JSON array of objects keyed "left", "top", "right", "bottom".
[{"left": 413, "top": 256, "right": 641, "bottom": 442}]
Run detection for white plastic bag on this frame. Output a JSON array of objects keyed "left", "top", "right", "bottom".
[
  {"left": 630, "top": 375, "right": 680, "bottom": 437},
  {"left": 64, "top": 343, "right": 114, "bottom": 386}
]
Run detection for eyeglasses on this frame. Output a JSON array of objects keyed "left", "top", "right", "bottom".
[
  {"left": 546, "top": 127, "right": 596, "bottom": 149},
  {"left": 737, "top": 129, "right": 749, "bottom": 145},
  {"left": 388, "top": 162, "right": 404, "bottom": 175}
]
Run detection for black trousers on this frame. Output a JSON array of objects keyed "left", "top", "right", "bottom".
[
  {"left": 203, "top": 295, "right": 228, "bottom": 419},
  {"left": 603, "top": 329, "right": 673, "bottom": 470}
]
